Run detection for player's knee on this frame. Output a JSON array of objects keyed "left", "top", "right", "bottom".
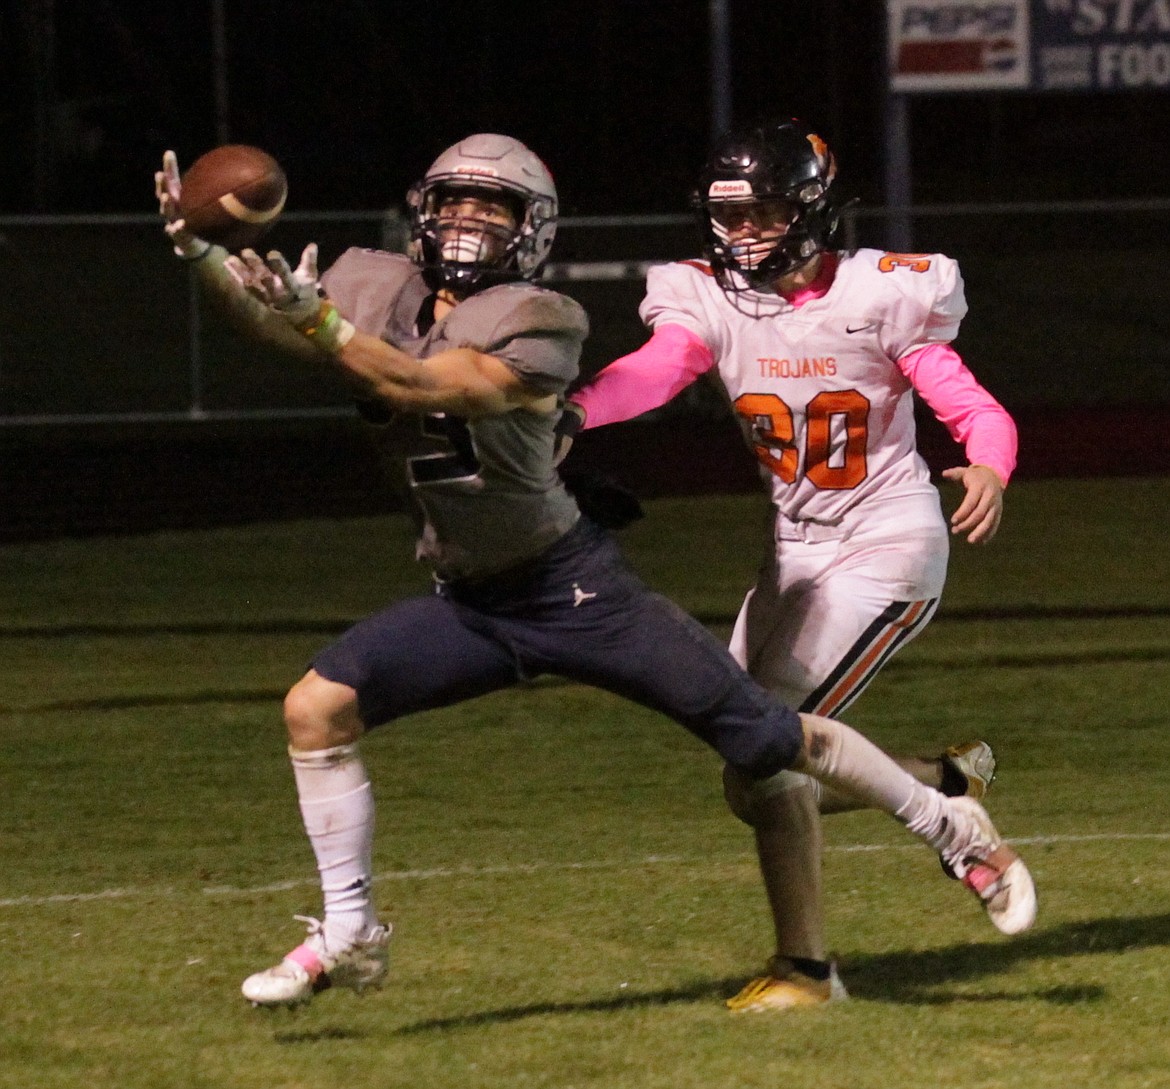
[
  {"left": 722, "top": 764, "right": 756, "bottom": 824},
  {"left": 283, "top": 672, "right": 363, "bottom": 751},
  {"left": 723, "top": 765, "right": 815, "bottom": 827},
  {"left": 720, "top": 701, "right": 803, "bottom": 786}
]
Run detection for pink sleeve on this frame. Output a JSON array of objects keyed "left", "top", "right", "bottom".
[
  {"left": 571, "top": 324, "right": 717, "bottom": 429},
  {"left": 898, "top": 342, "right": 1018, "bottom": 485}
]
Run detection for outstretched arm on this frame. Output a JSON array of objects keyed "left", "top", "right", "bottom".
[
  {"left": 332, "top": 326, "right": 551, "bottom": 418},
  {"left": 898, "top": 342, "right": 1017, "bottom": 544},
  {"left": 157, "top": 151, "right": 552, "bottom": 419},
  {"left": 571, "top": 323, "right": 716, "bottom": 428},
  {"left": 228, "top": 248, "right": 553, "bottom": 418}
]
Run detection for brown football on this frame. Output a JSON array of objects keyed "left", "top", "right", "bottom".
[{"left": 178, "top": 145, "right": 287, "bottom": 251}]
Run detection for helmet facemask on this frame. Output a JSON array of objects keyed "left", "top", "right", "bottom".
[
  {"left": 415, "top": 181, "right": 526, "bottom": 293},
  {"left": 707, "top": 195, "right": 801, "bottom": 275},
  {"left": 407, "top": 134, "right": 558, "bottom": 296},
  {"left": 694, "top": 120, "right": 842, "bottom": 295}
]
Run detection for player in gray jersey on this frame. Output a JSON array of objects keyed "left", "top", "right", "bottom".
[
  {"left": 319, "top": 245, "right": 583, "bottom": 580},
  {"left": 156, "top": 133, "right": 1035, "bottom": 1010}
]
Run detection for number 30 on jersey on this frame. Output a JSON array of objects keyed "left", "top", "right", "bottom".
[{"left": 734, "top": 390, "right": 870, "bottom": 489}]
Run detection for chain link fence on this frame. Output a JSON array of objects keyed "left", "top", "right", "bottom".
[
  {"left": 0, "top": 202, "right": 1167, "bottom": 539},
  {"left": 1, "top": 200, "right": 1168, "bottom": 425}
]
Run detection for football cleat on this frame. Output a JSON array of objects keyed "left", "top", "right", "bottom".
[
  {"left": 938, "top": 741, "right": 998, "bottom": 878},
  {"left": 726, "top": 956, "right": 848, "bottom": 1012},
  {"left": 939, "top": 796, "right": 1037, "bottom": 935},
  {"left": 940, "top": 740, "right": 997, "bottom": 799},
  {"left": 241, "top": 915, "right": 392, "bottom": 1008}
]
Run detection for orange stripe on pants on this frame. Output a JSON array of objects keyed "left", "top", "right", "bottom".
[{"left": 810, "top": 599, "right": 932, "bottom": 717}]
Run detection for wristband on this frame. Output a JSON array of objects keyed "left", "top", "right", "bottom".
[
  {"left": 177, "top": 239, "right": 213, "bottom": 262},
  {"left": 298, "top": 300, "right": 356, "bottom": 354}
]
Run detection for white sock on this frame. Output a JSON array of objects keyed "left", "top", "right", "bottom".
[
  {"left": 795, "top": 714, "right": 951, "bottom": 845},
  {"left": 290, "top": 744, "right": 378, "bottom": 947}
]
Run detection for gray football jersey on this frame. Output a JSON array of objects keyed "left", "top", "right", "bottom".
[{"left": 321, "top": 248, "right": 587, "bottom": 580}]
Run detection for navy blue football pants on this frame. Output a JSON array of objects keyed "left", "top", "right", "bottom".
[{"left": 312, "top": 517, "right": 802, "bottom": 779}]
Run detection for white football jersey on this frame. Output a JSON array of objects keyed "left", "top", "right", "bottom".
[{"left": 640, "top": 248, "right": 967, "bottom": 526}]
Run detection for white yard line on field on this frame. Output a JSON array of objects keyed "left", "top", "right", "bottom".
[{"left": 2, "top": 832, "right": 1167, "bottom": 909}]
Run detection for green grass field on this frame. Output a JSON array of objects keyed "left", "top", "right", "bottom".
[{"left": 2, "top": 477, "right": 1168, "bottom": 1089}]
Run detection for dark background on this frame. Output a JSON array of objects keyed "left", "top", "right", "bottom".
[
  {"left": 1, "top": 1, "right": 1168, "bottom": 541},
  {"left": 2, "top": 0, "right": 1168, "bottom": 217}
]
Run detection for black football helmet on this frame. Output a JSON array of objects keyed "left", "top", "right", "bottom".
[
  {"left": 694, "top": 118, "right": 842, "bottom": 292},
  {"left": 407, "top": 133, "right": 558, "bottom": 296}
]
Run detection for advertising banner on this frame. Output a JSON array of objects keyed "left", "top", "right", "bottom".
[{"left": 888, "top": 0, "right": 1170, "bottom": 92}]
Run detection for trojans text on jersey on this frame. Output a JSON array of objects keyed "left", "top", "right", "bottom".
[{"left": 757, "top": 357, "right": 838, "bottom": 379}]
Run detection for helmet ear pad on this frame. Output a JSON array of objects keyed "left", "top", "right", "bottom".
[{"left": 752, "top": 191, "right": 842, "bottom": 285}]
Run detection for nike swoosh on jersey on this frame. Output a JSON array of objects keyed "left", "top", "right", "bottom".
[{"left": 846, "top": 322, "right": 878, "bottom": 334}]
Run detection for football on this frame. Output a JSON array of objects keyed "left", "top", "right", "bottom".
[{"left": 178, "top": 144, "right": 287, "bottom": 251}]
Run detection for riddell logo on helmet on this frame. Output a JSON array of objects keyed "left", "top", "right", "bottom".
[
  {"left": 455, "top": 166, "right": 501, "bottom": 177},
  {"left": 709, "top": 180, "right": 753, "bottom": 197}
]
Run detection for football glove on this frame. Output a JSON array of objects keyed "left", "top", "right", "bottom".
[
  {"left": 225, "top": 244, "right": 355, "bottom": 354},
  {"left": 154, "top": 150, "right": 211, "bottom": 261}
]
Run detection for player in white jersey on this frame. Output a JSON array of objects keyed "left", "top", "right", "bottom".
[{"left": 562, "top": 118, "right": 1018, "bottom": 1010}]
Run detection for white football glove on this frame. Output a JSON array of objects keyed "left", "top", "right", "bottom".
[
  {"left": 225, "top": 243, "right": 355, "bottom": 354},
  {"left": 154, "top": 150, "right": 211, "bottom": 261}
]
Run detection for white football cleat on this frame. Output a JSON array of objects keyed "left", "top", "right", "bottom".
[
  {"left": 939, "top": 796, "right": 1037, "bottom": 935},
  {"left": 242, "top": 915, "right": 392, "bottom": 1008}
]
